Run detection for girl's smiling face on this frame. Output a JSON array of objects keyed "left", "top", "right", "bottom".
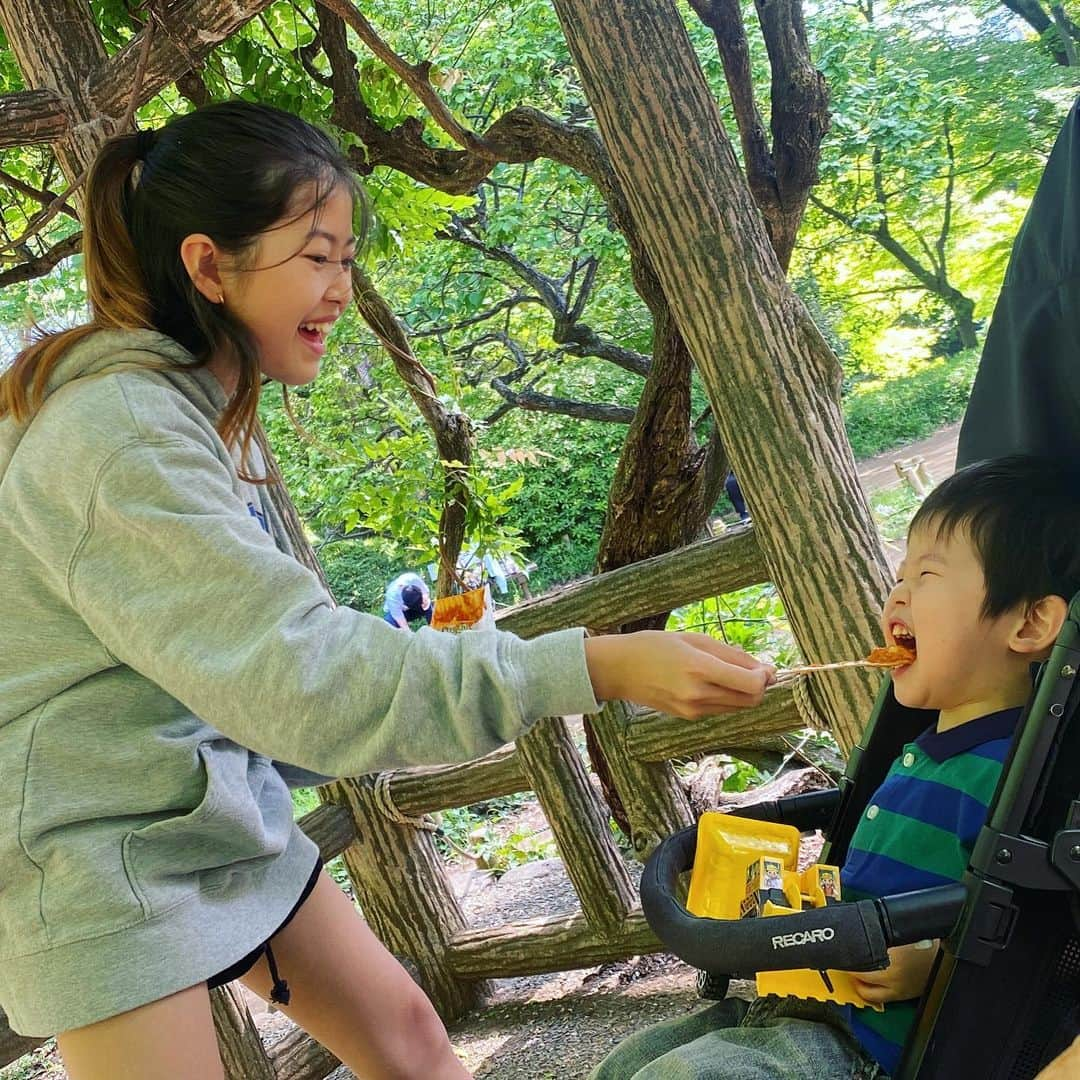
[
  {"left": 883, "top": 520, "right": 1034, "bottom": 728},
  {"left": 209, "top": 183, "right": 356, "bottom": 389}
]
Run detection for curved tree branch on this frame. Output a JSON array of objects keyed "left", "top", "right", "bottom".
[
  {"left": 0, "top": 229, "right": 81, "bottom": 286},
  {"left": 689, "top": 0, "right": 829, "bottom": 270},
  {"left": 317, "top": 0, "right": 495, "bottom": 156},
  {"left": 490, "top": 376, "right": 636, "bottom": 423}
]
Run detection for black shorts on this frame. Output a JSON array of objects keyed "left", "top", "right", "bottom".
[{"left": 207, "top": 857, "right": 323, "bottom": 990}]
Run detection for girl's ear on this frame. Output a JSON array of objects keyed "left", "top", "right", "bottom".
[
  {"left": 180, "top": 233, "right": 226, "bottom": 305},
  {"left": 1009, "top": 595, "right": 1068, "bottom": 656}
]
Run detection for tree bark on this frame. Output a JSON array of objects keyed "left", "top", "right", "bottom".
[
  {"left": 270, "top": 1026, "right": 341, "bottom": 1080},
  {"left": 0, "top": 88, "right": 68, "bottom": 148},
  {"left": 950, "top": 292, "right": 978, "bottom": 350},
  {"left": 209, "top": 984, "right": 276, "bottom": 1080},
  {"left": 0, "top": 0, "right": 275, "bottom": 150},
  {"left": 515, "top": 716, "right": 638, "bottom": 929},
  {"left": 496, "top": 526, "right": 767, "bottom": 639},
  {"left": 552, "top": 0, "right": 891, "bottom": 751},
  {"left": 0, "top": 0, "right": 109, "bottom": 179},
  {"left": 1001, "top": 0, "right": 1072, "bottom": 64},
  {"left": 690, "top": 0, "right": 829, "bottom": 271},
  {"left": 89, "top": 0, "right": 275, "bottom": 121},
  {"left": 447, "top": 909, "right": 659, "bottom": 980}
]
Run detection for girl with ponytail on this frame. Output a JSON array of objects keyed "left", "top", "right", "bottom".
[{"left": 0, "top": 101, "right": 772, "bottom": 1079}]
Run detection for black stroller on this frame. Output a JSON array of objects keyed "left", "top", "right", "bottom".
[{"left": 643, "top": 96, "right": 1080, "bottom": 1080}]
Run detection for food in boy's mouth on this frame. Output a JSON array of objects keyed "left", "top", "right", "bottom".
[
  {"left": 866, "top": 643, "right": 917, "bottom": 668},
  {"left": 779, "top": 640, "right": 916, "bottom": 678}
]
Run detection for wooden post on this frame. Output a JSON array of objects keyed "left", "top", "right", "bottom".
[
  {"left": 325, "top": 775, "right": 487, "bottom": 1020},
  {"left": 894, "top": 457, "right": 929, "bottom": 496},
  {"left": 586, "top": 700, "right": 693, "bottom": 859},
  {"left": 210, "top": 984, "right": 276, "bottom": 1080},
  {"left": 551, "top": 0, "right": 892, "bottom": 752},
  {"left": 516, "top": 717, "right": 638, "bottom": 930}
]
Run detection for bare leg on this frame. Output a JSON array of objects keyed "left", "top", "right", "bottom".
[
  {"left": 240, "top": 870, "right": 471, "bottom": 1079},
  {"left": 57, "top": 983, "right": 225, "bottom": 1080}
]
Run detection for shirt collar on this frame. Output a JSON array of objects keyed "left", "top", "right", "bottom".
[{"left": 914, "top": 707, "right": 1023, "bottom": 763}]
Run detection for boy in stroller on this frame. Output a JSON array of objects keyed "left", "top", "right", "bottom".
[{"left": 591, "top": 455, "right": 1080, "bottom": 1079}]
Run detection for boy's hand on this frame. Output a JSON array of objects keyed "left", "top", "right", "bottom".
[
  {"left": 850, "top": 940, "right": 939, "bottom": 1004},
  {"left": 584, "top": 631, "right": 774, "bottom": 718},
  {"left": 1035, "top": 1034, "right": 1080, "bottom": 1079}
]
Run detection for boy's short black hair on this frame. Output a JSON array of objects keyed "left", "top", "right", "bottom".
[
  {"left": 401, "top": 584, "right": 424, "bottom": 610},
  {"left": 909, "top": 454, "right": 1080, "bottom": 618}
]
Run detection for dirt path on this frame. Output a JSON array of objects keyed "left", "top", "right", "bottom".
[{"left": 856, "top": 422, "right": 960, "bottom": 494}]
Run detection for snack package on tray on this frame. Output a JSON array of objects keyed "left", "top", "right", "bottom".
[{"left": 687, "top": 812, "right": 882, "bottom": 1011}]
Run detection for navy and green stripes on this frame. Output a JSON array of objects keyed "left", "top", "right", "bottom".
[{"left": 840, "top": 707, "right": 1021, "bottom": 1075}]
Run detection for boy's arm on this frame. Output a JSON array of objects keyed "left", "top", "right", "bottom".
[{"left": 849, "top": 939, "right": 939, "bottom": 1003}]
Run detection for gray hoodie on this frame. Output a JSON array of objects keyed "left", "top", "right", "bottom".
[{"left": 0, "top": 328, "right": 598, "bottom": 1036}]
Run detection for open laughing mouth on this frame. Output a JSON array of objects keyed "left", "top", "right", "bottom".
[
  {"left": 298, "top": 322, "right": 331, "bottom": 354},
  {"left": 889, "top": 623, "right": 917, "bottom": 669}
]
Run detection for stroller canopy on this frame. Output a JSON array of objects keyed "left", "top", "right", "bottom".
[{"left": 958, "top": 96, "right": 1080, "bottom": 468}]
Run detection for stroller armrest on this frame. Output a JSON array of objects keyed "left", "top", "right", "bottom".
[
  {"left": 733, "top": 788, "right": 841, "bottom": 832},
  {"left": 641, "top": 824, "right": 968, "bottom": 976}
]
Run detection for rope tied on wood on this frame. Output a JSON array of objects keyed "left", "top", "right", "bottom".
[{"left": 373, "top": 771, "right": 440, "bottom": 832}]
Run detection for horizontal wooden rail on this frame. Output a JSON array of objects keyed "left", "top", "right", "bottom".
[
  {"left": 626, "top": 680, "right": 808, "bottom": 762},
  {"left": 271, "top": 1026, "right": 341, "bottom": 1080},
  {"left": 497, "top": 525, "right": 766, "bottom": 639},
  {"left": 447, "top": 908, "right": 661, "bottom": 980},
  {"left": 297, "top": 802, "right": 357, "bottom": 862},
  {"left": 383, "top": 745, "right": 528, "bottom": 817}
]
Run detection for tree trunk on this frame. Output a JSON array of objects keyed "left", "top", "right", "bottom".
[
  {"left": 0, "top": 0, "right": 109, "bottom": 181},
  {"left": 949, "top": 292, "right": 978, "bottom": 350},
  {"left": 552, "top": 0, "right": 891, "bottom": 751}
]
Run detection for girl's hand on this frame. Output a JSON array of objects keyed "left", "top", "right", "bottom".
[
  {"left": 584, "top": 630, "right": 774, "bottom": 718},
  {"left": 850, "top": 940, "right": 939, "bottom": 1004}
]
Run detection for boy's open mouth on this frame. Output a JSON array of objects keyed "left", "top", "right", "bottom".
[{"left": 890, "top": 623, "right": 917, "bottom": 663}]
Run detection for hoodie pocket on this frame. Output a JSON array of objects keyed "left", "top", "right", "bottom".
[{"left": 122, "top": 740, "right": 292, "bottom": 918}]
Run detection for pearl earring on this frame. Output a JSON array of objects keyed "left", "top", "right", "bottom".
[{"left": 217, "top": 292, "right": 225, "bottom": 304}]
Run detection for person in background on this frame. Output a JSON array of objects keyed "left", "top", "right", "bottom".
[
  {"left": 383, "top": 571, "right": 432, "bottom": 629},
  {"left": 725, "top": 471, "right": 750, "bottom": 523}
]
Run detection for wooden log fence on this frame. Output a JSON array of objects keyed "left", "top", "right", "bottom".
[{"left": 0, "top": 523, "right": 826, "bottom": 1077}]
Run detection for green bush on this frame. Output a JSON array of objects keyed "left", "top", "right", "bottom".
[
  {"left": 499, "top": 420, "right": 623, "bottom": 590},
  {"left": 667, "top": 582, "right": 800, "bottom": 668},
  {"left": 317, "top": 541, "right": 403, "bottom": 615},
  {"left": 842, "top": 349, "right": 978, "bottom": 459}
]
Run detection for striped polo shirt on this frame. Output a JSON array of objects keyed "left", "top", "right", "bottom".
[{"left": 840, "top": 706, "right": 1021, "bottom": 1075}]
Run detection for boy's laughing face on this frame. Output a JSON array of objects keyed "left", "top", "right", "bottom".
[{"left": 882, "top": 520, "right": 1032, "bottom": 726}]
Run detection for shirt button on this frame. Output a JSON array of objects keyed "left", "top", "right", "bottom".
[
  {"left": 903, "top": 752, "right": 916, "bottom": 767},
  {"left": 867, "top": 805, "right": 880, "bottom": 820}
]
